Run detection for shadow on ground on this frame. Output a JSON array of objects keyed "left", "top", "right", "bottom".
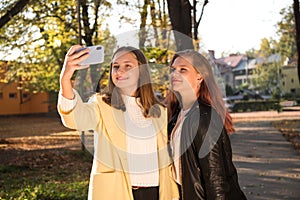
[{"left": 231, "top": 120, "right": 300, "bottom": 200}]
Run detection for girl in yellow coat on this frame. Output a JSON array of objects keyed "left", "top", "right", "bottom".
[{"left": 58, "top": 45, "right": 179, "bottom": 200}]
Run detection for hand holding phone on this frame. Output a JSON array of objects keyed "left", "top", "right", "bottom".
[{"left": 76, "top": 45, "right": 104, "bottom": 65}]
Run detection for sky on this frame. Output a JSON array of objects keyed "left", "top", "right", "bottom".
[
  {"left": 199, "top": 0, "right": 290, "bottom": 57},
  {"left": 109, "top": 0, "right": 291, "bottom": 58}
]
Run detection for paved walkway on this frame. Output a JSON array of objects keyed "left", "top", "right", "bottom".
[{"left": 230, "top": 111, "right": 300, "bottom": 200}]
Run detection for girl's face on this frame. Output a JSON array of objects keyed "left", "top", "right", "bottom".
[
  {"left": 170, "top": 56, "right": 202, "bottom": 98},
  {"left": 111, "top": 51, "right": 140, "bottom": 95}
]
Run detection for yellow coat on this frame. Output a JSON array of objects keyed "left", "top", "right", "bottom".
[{"left": 58, "top": 91, "right": 179, "bottom": 200}]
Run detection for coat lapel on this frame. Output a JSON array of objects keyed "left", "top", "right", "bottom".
[
  {"left": 97, "top": 98, "right": 128, "bottom": 171},
  {"left": 152, "top": 108, "right": 172, "bottom": 168}
]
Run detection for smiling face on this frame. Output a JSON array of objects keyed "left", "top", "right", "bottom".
[
  {"left": 111, "top": 51, "right": 140, "bottom": 96},
  {"left": 170, "top": 56, "right": 203, "bottom": 100}
]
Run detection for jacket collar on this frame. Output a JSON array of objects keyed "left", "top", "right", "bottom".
[{"left": 183, "top": 98, "right": 210, "bottom": 118}]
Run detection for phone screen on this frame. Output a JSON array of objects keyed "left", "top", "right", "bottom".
[{"left": 78, "top": 45, "right": 104, "bottom": 65}]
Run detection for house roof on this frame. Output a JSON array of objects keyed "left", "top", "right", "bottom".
[
  {"left": 267, "top": 53, "right": 281, "bottom": 63},
  {"left": 224, "top": 55, "right": 244, "bottom": 67},
  {"left": 232, "top": 59, "right": 247, "bottom": 72},
  {"left": 216, "top": 55, "right": 245, "bottom": 68},
  {"left": 214, "top": 53, "right": 283, "bottom": 73},
  {"left": 247, "top": 58, "right": 257, "bottom": 69}
]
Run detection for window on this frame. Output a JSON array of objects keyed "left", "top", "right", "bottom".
[
  {"left": 9, "top": 93, "right": 17, "bottom": 99},
  {"left": 291, "top": 78, "right": 294, "bottom": 83},
  {"left": 22, "top": 93, "right": 29, "bottom": 99},
  {"left": 291, "top": 89, "right": 296, "bottom": 93},
  {"left": 0, "top": 92, "right": 3, "bottom": 99},
  {"left": 235, "top": 79, "right": 242, "bottom": 86},
  {"left": 225, "top": 75, "right": 230, "bottom": 82}
]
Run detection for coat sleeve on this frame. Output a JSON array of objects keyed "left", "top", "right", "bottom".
[
  {"left": 199, "top": 132, "right": 228, "bottom": 199},
  {"left": 57, "top": 90, "right": 101, "bottom": 131},
  {"left": 196, "top": 111, "right": 229, "bottom": 200}
]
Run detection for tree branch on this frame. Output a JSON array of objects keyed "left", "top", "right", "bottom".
[
  {"left": 0, "top": 0, "right": 31, "bottom": 29},
  {"left": 195, "top": 0, "right": 208, "bottom": 30}
]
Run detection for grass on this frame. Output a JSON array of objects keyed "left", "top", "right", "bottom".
[
  {"left": 0, "top": 114, "right": 93, "bottom": 200},
  {"left": 0, "top": 150, "right": 92, "bottom": 200}
]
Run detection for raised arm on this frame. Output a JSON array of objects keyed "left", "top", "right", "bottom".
[
  {"left": 60, "top": 45, "right": 90, "bottom": 100},
  {"left": 58, "top": 45, "right": 100, "bottom": 131}
]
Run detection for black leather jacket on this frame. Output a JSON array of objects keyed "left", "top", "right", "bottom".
[{"left": 168, "top": 99, "right": 247, "bottom": 200}]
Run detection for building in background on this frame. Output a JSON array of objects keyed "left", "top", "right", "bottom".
[
  {"left": 280, "top": 63, "right": 300, "bottom": 96},
  {"left": 210, "top": 50, "right": 299, "bottom": 97},
  {"left": 0, "top": 62, "right": 49, "bottom": 115},
  {"left": 212, "top": 52, "right": 251, "bottom": 90}
]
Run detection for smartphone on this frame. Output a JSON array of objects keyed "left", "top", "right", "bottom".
[{"left": 76, "top": 45, "right": 104, "bottom": 65}]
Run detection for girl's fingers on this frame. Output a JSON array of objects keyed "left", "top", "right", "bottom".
[
  {"left": 78, "top": 64, "right": 90, "bottom": 70},
  {"left": 69, "top": 45, "right": 90, "bottom": 58},
  {"left": 66, "top": 45, "right": 90, "bottom": 67},
  {"left": 67, "top": 45, "right": 84, "bottom": 56},
  {"left": 67, "top": 53, "right": 89, "bottom": 64},
  {"left": 61, "top": 45, "right": 91, "bottom": 80}
]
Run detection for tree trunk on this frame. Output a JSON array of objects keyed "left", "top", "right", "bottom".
[
  {"left": 166, "top": 0, "right": 194, "bottom": 50},
  {"left": 193, "top": 0, "right": 209, "bottom": 50},
  {"left": 150, "top": 0, "right": 159, "bottom": 46},
  {"left": 293, "top": 0, "right": 300, "bottom": 83},
  {"left": 139, "top": 0, "right": 150, "bottom": 48},
  {"left": 79, "top": 0, "right": 102, "bottom": 93}
]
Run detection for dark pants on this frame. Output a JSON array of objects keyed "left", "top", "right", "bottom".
[
  {"left": 132, "top": 186, "right": 159, "bottom": 200},
  {"left": 177, "top": 183, "right": 182, "bottom": 200}
]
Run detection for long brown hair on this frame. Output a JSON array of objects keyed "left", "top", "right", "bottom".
[
  {"left": 166, "top": 49, "right": 235, "bottom": 133},
  {"left": 102, "top": 46, "right": 164, "bottom": 118}
]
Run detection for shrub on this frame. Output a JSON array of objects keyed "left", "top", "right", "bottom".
[{"left": 231, "top": 100, "right": 281, "bottom": 112}]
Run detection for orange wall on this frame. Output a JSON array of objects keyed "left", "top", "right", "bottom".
[{"left": 0, "top": 82, "right": 49, "bottom": 115}]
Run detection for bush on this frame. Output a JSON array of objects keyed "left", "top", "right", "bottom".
[{"left": 231, "top": 100, "right": 281, "bottom": 112}]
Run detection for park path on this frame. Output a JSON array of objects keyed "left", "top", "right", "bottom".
[{"left": 230, "top": 111, "right": 300, "bottom": 200}]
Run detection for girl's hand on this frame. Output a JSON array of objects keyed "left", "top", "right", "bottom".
[
  {"left": 60, "top": 45, "right": 90, "bottom": 81},
  {"left": 59, "top": 45, "right": 90, "bottom": 100}
]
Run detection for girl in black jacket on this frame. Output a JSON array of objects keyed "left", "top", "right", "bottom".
[{"left": 166, "top": 49, "right": 247, "bottom": 200}]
